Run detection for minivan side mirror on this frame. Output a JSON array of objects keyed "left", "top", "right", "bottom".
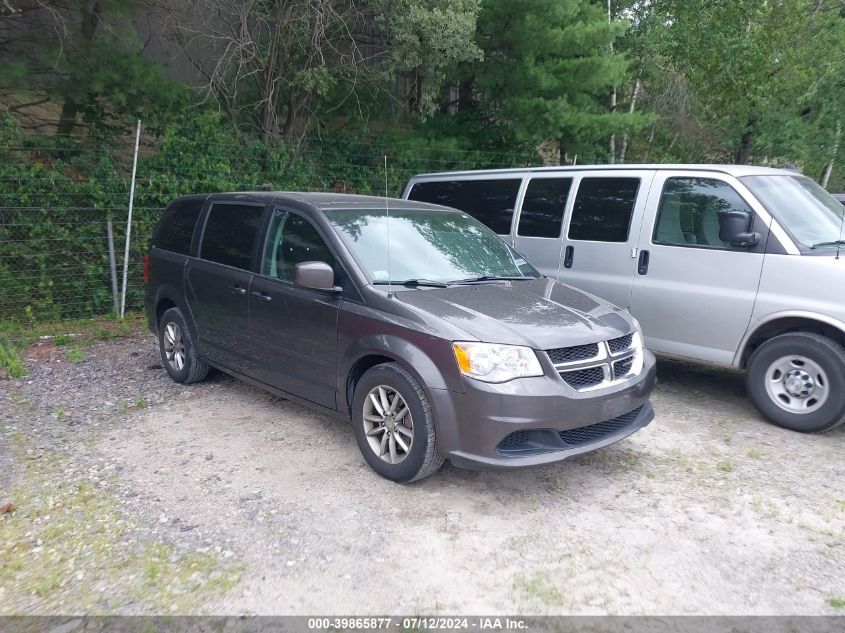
[
  {"left": 718, "top": 210, "right": 760, "bottom": 248},
  {"left": 293, "top": 261, "right": 339, "bottom": 292}
]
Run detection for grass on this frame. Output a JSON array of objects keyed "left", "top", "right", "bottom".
[
  {"left": 828, "top": 597, "right": 845, "bottom": 609},
  {"left": 0, "top": 332, "right": 27, "bottom": 378},
  {"left": 512, "top": 571, "right": 566, "bottom": 608},
  {"left": 1, "top": 433, "right": 243, "bottom": 614},
  {"left": 0, "top": 313, "right": 144, "bottom": 349},
  {"left": 65, "top": 348, "right": 85, "bottom": 363}
]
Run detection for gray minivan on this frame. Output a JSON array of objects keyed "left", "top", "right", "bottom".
[
  {"left": 404, "top": 165, "right": 845, "bottom": 433},
  {"left": 144, "top": 192, "right": 656, "bottom": 482}
]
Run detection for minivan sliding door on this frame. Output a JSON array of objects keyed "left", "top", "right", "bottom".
[{"left": 557, "top": 170, "right": 656, "bottom": 311}]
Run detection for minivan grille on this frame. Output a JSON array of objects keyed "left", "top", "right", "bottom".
[
  {"left": 496, "top": 405, "right": 645, "bottom": 455},
  {"left": 557, "top": 406, "right": 644, "bottom": 447},
  {"left": 547, "top": 343, "right": 599, "bottom": 364},
  {"left": 559, "top": 366, "right": 605, "bottom": 389},
  {"left": 608, "top": 333, "right": 634, "bottom": 354},
  {"left": 613, "top": 356, "right": 634, "bottom": 379}
]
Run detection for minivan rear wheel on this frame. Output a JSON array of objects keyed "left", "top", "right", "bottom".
[
  {"left": 351, "top": 363, "right": 444, "bottom": 482},
  {"left": 746, "top": 332, "right": 845, "bottom": 432},
  {"left": 158, "top": 307, "right": 210, "bottom": 384}
]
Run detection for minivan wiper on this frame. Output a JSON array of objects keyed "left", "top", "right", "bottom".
[
  {"left": 447, "top": 275, "right": 538, "bottom": 285},
  {"left": 373, "top": 279, "right": 449, "bottom": 288},
  {"left": 811, "top": 240, "right": 845, "bottom": 250}
]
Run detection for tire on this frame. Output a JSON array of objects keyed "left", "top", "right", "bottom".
[
  {"left": 746, "top": 332, "right": 845, "bottom": 433},
  {"left": 351, "top": 363, "right": 444, "bottom": 483},
  {"left": 158, "top": 307, "right": 210, "bottom": 385}
]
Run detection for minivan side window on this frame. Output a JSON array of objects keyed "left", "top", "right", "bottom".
[
  {"left": 407, "top": 179, "right": 521, "bottom": 235},
  {"left": 152, "top": 197, "right": 204, "bottom": 254},
  {"left": 263, "top": 211, "right": 335, "bottom": 281},
  {"left": 654, "top": 178, "right": 754, "bottom": 248},
  {"left": 200, "top": 203, "right": 264, "bottom": 269},
  {"left": 517, "top": 178, "right": 573, "bottom": 238},
  {"left": 568, "top": 178, "right": 640, "bottom": 242}
]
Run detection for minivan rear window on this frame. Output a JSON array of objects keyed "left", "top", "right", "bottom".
[
  {"left": 200, "top": 203, "right": 264, "bottom": 270},
  {"left": 152, "top": 197, "right": 204, "bottom": 255},
  {"left": 568, "top": 178, "right": 640, "bottom": 242},
  {"left": 518, "top": 178, "right": 573, "bottom": 238},
  {"left": 407, "top": 179, "right": 521, "bottom": 235}
]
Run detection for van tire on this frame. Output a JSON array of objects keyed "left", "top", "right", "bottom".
[
  {"left": 158, "top": 307, "right": 209, "bottom": 385},
  {"left": 351, "top": 363, "right": 444, "bottom": 483},
  {"left": 746, "top": 332, "right": 845, "bottom": 433}
]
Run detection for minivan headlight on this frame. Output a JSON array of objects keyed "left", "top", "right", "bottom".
[
  {"left": 452, "top": 342, "right": 544, "bottom": 383},
  {"left": 629, "top": 331, "right": 645, "bottom": 376}
]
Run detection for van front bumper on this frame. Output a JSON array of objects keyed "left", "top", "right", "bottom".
[{"left": 428, "top": 351, "right": 657, "bottom": 470}]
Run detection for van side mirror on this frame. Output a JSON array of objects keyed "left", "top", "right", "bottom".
[
  {"left": 718, "top": 210, "right": 760, "bottom": 248},
  {"left": 293, "top": 261, "right": 340, "bottom": 292}
]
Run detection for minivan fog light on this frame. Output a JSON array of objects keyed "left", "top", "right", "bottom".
[{"left": 453, "top": 342, "right": 544, "bottom": 383}]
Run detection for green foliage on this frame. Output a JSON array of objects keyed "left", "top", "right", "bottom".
[{"left": 0, "top": 332, "right": 26, "bottom": 378}]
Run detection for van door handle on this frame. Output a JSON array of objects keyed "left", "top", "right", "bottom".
[
  {"left": 228, "top": 284, "right": 247, "bottom": 295},
  {"left": 638, "top": 250, "right": 650, "bottom": 275},
  {"left": 251, "top": 291, "right": 272, "bottom": 303},
  {"left": 563, "top": 245, "right": 574, "bottom": 269}
]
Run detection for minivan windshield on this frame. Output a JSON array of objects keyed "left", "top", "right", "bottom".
[
  {"left": 324, "top": 208, "right": 539, "bottom": 285},
  {"left": 742, "top": 175, "right": 845, "bottom": 249}
]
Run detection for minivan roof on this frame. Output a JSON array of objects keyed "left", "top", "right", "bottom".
[
  {"left": 203, "top": 191, "right": 456, "bottom": 212},
  {"left": 408, "top": 164, "right": 799, "bottom": 179}
]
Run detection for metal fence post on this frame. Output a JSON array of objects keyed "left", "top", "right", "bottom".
[
  {"left": 120, "top": 120, "right": 142, "bottom": 319},
  {"left": 106, "top": 215, "right": 119, "bottom": 315}
]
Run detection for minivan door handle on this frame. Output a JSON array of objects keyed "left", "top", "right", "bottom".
[
  {"left": 563, "top": 245, "right": 574, "bottom": 269},
  {"left": 637, "top": 250, "right": 650, "bottom": 275},
  {"left": 251, "top": 291, "right": 272, "bottom": 303},
  {"left": 228, "top": 284, "right": 247, "bottom": 295}
]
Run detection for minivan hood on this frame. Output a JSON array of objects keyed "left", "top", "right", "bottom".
[{"left": 395, "top": 278, "right": 633, "bottom": 350}]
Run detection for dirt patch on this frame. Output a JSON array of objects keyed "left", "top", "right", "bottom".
[{"left": 2, "top": 333, "right": 844, "bottom": 615}]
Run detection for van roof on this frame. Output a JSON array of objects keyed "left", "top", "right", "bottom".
[{"left": 408, "top": 164, "right": 799, "bottom": 179}]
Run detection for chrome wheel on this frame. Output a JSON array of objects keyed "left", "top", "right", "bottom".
[
  {"left": 362, "top": 385, "right": 414, "bottom": 465},
  {"left": 163, "top": 322, "right": 186, "bottom": 372},
  {"left": 764, "top": 355, "right": 829, "bottom": 414}
]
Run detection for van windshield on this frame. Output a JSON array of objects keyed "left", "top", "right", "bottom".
[
  {"left": 324, "top": 208, "right": 539, "bottom": 285},
  {"left": 742, "top": 175, "right": 845, "bottom": 249}
]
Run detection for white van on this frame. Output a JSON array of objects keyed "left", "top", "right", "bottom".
[{"left": 403, "top": 165, "right": 845, "bottom": 433}]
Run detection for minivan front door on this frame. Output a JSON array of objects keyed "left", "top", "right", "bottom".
[
  {"left": 248, "top": 209, "right": 340, "bottom": 408},
  {"left": 557, "top": 170, "right": 656, "bottom": 310},
  {"left": 629, "top": 172, "right": 767, "bottom": 364},
  {"left": 186, "top": 201, "right": 266, "bottom": 373}
]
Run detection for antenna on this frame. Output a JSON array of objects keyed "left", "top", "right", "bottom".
[{"left": 384, "top": 155, "right": 394, "bottom": 296}]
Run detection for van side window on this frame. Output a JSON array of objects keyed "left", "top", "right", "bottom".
[
  {"left": 568, "top": 178, "right": 640, "bottom": 242},
  {"left": 263, "top": 211, "right": 335, "bottom": 281},
  {"left": 200, "top": 203, "right": 264, "bottom": 269},
  {"left": 518, "top": 178, "right": 573, "bottom": 238},
  {"left": 407, "top": 179, "right": 521, "bottom": 235},
  {"left": 152, "top": 197, "right": 204, "bottom": 254},
  {"left": 654, "top": 178, "right": 753, "bottom": 248}
]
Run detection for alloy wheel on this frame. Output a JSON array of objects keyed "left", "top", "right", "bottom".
[
  {"left": 163, "top": 322, "right": 186, "bottom": 372},
  {"left": 362, "top": 385, "right": 414, "bottom": 464}
]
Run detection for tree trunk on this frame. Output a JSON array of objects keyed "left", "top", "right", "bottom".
[
  {"left": 735, "top": 123, "right": 755, "bottom": 164},
  {"left": 57, "top": 0, "right": 102, "bottom": 136},
  {"left": 607, "top": 0, "right": 616, "bottom": 164},
  {"left": 619, "top": 76, "right": 641, "bottom": 164},
  {"left": 820, "top": 121, "right": 842, "bottom": 189}
]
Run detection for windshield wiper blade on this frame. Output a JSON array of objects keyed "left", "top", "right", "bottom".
[
  {"left": 810, "top": 240, "right": 845, "bottom": 250},
  {"left": 447, "top": 275, "right": 537, "bottom": 285},
  {"left": 373, "top": 279, "right": 449, "bottom": 288}
]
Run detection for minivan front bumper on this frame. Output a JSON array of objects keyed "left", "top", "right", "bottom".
[{"left": 428, "top": 351, "right": 657, "bottom": 470}]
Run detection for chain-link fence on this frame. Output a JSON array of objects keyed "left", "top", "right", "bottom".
[{"left": 0, "top": 121, "right": 537, "bottom": 322}]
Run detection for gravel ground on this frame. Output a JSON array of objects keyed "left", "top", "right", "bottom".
[{"left": 2, "top": 331, "right": 844, "bottom": 615}]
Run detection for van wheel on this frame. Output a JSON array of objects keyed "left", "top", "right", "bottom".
[
  {"left": 158, "top": 307, "right": 209, "bottom": 384},
  {"left": 746, "top": 332, "right": 845, "bottom": 433},
  {"left": 351, "top": 363, "right": 444, "bottom": 483}
]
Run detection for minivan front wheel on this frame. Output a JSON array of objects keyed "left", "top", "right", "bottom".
[
  {"left": 747, "top": 332, "right": 845, "bottom": 432},
  {"left": 158, "top": 307, "right": 210, "bottom": 384},
  {"left": 351, "top": 363, "right": 444, "bottom": 482}
]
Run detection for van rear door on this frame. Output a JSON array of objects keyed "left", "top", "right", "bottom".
[{"left": 557, "top": 170, "right": 655, "bottom": 311}]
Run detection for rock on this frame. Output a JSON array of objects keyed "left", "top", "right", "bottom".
[{"left": 0, "top": 501, "right": 15, "bottom": 513}]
